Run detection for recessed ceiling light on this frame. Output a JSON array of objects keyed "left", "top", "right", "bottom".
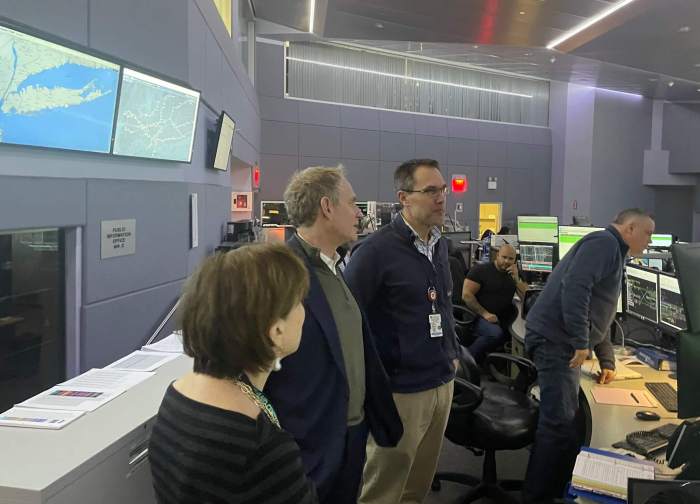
[
  {"left": 519, "top": 11, "right": 526, "bottom": 15},
  {"left": 308, "top": 0, "right": 316, "bottom": 33},
  {"left": 668, "top": 81, "right": 675, "bottom": 87},
  {"left": 524, "top": 52, "right": 532, "bottom": 56},
  {"left": 472, "top": 45, "right": 479, "bottom": 49},
  {"left": 678, "top": 26, "right": 691, "bottom": 33},
  {"left": 375, "top": 22, "right": 384, "bottom": 29},
  {"left": 549, "top": 56, "right": 557, "bottom": 63},
  {"left": 697, "top": 89, "right": 700, "bottom": 92},
  {"left": 694, "top": 63, "right": 700, "bottom": 67},
  {"left": 648, "top": 78, "right": 658, "bottom": 82}
]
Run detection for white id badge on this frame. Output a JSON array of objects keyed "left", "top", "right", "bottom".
[{"left": 429, "top": 313, "right": 443, "bottom": 338}]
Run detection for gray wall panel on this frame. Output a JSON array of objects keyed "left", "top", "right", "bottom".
[
  {"left": 0, "top": 176, "right": 86, "bottom": 230},
  {"left": 478, "top": 141, "right": 510, "bottom": 167},
  {"left": 259, "top": 154, "right": 299, "bottom": 200},
  {"left": 448, "top": 138, "right": 478, "bottom": 165},
  {"left": 260, "top": 96, "right": 299, "bottom": 123},
  {"left": 507, "top": 143, "right": 534, "bottom": 170},
  {"left": 299, "top": 125, "right": 341, "bottom": 158},
  {"left": 300, "top": 156, "right": 342, "bottom": 170},
  {"left": 380, "top": 132, "right": 415, "bottom": 162},
  {"left": 663, "top": 104, "right": 700, "bottom": 174},
  {"left": 379, "top": 161, "right": 399, "bottom": 201},
  {"left": 380, "top": 111, "right": 415, "bottom": 134},
  {"left": 0, "top": 0, "right": 88, "bottom": 45},
  {"left": 505, "top": 169, "right": 534, "bottom": 220},
  {"left": 341, "top": 107, "right": 380, "bottom": 130},
  {"left": 81, "top": 280, "right": 184, "bottom": 369},
  {"left": 415, "top": 116, "right": 448, "bottom": 137},
  {"left": 478, "top": 122, "right": 511, "bottom": 141},
  {"left": 447, "top": 118, "right": 479, "bottom": 139},
  {"left": 84, "top": 180, "right": 188, "bottom": 303},
  {"left": 298, "top": 101, "right": 342, "bottom": 127},
  {"left": 415, "top": 135, "right": 448, "bottom": 167},
  {"left": 477, "top": 167, "right": 507, "bottom": 206},
  {"left": 255, "top": 42, "right": 285, "bottom": 98},
  {"left": 652, "top": 187, "right": 694, "bottom": 241},
  {"left": 89, "top": 0, "right": 189, "bottom": 82},
  {"left": 261, "top": 121, "right": 299, "bottom": 156},
  {"left": 342, "top": 129, "right": 381, "bottom": 160},
  {"left": 203, "top": 29, "right": 224, "bottom": 113},
  {"left": 531, "top": 127, "right": 553, "bottom": 146},
  {"left": 187, "top": 1, "right": 207, "bottom": 92},
  {"left": 505, "top": 125, "right": 534, "bottom": 145},
  {"left": 342, "top": 159, "right": 380, "bottom": 202}
]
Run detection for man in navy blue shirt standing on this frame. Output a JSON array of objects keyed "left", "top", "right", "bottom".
[
  {"left": 523, "top": 208, "right": 654, "bottom": 503},
  {"left": 345, "top": 159, "right": 459, "bottom": 504}
]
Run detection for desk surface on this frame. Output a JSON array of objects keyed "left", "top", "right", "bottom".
[
  {"left": 508, "top": 298, "right": 680, "bottom": 449},
  {"left": 0, "top": 355, "right": 192, "bottom": 497}
]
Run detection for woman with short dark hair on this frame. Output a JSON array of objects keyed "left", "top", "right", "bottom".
[{"left": 148, "top": 243, "right": 317, "bottom": 504}]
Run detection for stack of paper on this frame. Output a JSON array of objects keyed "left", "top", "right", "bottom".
[
  {"left": 107, "top": 350, "right": 180, "bottom": 372},
  {"left": 0, "top": 407, "right": 85, "bottom": 430},
  {"left": 572, "top": 447, "right": 655, "bottom": 500},
  {"left": 16, "top": 369, "right": 153, "bottom": 413},
  {"left": 142, "top": 332, "right": 183, "bottom": 354},
  {"left": 582, "top": 358, "right": 643, "bottom": 380}
]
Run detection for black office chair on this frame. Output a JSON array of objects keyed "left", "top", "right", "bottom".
[{"left": 433, "top": 349, "right": 539, "bottom": 504}]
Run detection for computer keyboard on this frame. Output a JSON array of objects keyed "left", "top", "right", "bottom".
[{"left": 645, "top": 382, "right": 678, "bottom": 412}]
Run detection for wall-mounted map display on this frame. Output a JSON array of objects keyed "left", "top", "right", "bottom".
[
  {"left": 0, "top": 25, "right": 119, "bottom": 153},
  {"left": 112, "top": 68, "right": 200, "bottom": 162}
]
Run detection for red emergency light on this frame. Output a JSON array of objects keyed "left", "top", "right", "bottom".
[
  {"left": 253, "top": 165, "right": 261, "bottom": 189},
  {"left": 451, "top": 174, "right": 468, "bottom": 193}
]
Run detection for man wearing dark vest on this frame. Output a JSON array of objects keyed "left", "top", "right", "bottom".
[
  {"left": 345, "top": 159, "right": 459, "bottom": 504},
  {"left": 265, "top": 166, "right": 402, "bottom": 504}
]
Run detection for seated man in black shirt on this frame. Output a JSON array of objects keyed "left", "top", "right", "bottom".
[{"left": 462, "top": 244, "right": 528, "bottom": 362}]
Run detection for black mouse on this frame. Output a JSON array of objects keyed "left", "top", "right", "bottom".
[{"left": 636, "top": 410, "right": 660, "bottom": 421}]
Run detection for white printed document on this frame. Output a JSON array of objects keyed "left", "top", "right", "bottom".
[
  {"left": 17, "top": 369, "right": 154, "bottom": 412},
  {"left": 572, "top": 447, "right": 655, "bottom": 500},
  {"left": 0, "top": 407, "right": 85, "bottom": 430},
  {"left": 142, "top": 332, "right": 184, "bottom": 353},
  {"left": 106, "top": 350, "right": 180, "bottom": 372}
]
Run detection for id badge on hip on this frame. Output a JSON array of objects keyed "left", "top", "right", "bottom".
[{"left": 429, "top": 313, "right": 443, "bottom": 338}]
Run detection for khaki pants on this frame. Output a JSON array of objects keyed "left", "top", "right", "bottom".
[{"left": 359, "top": 380, "right": 454, "bottom": 504}]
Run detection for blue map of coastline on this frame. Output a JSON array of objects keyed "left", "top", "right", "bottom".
[{"left": 0, "top": 60, "right": 119, "bottom": 153}]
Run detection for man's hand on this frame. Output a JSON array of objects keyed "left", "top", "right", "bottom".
[
  {"left": 569, "top": 349, "right": 589, "bottom": 368},
  {"left": 507, "top": 264, "right": 519, "bottom": 281},
  {"left": 597, "top": 368, "right": 616, "bottom": 384},
  {"left": 483, "top": 312, "right": 499, "bottom": 324}
]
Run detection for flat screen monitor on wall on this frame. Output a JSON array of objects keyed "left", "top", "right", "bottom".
[
  {"left": 625, "top": 265, "right": 659, "bottom": 325},
  {"left": 558, "top": 226, "right": 604, "bottom": 259},
  {"left": 0, "top": 24, "right": 120, "bottom": 154},
  {"left": 212, "top": 112, "right": 235, "bottom": 171},
  {"left": 112, "top": 68, "right": 200, "bottom": 162},
  {"left": 650, "top": 234, "right": 673, "bottom": 249},
  {"left": 517, "top": 216, "right": 559, "bottom": 244}
]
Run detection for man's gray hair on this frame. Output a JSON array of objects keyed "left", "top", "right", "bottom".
[
  {"left": 284, "top": 165, "right": 344, "bottom": 227},
  {"left": 613, "top": 208, "right": 654, "bottom": 225}
]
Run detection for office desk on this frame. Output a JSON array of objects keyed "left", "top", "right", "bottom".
[
  {"left": 0, "top": 355, "right": 192, "bottom": 504},
  {"left": 508, "top": 298, "right": 680, "bottom": 449}
]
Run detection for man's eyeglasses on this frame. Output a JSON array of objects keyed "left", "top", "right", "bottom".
[{"left": 401, "top": 185, "right": 449, "bottom": 198}]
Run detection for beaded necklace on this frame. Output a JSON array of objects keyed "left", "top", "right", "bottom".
[{"left": 233, "top": 378, "right": 280, "bottom": 428}]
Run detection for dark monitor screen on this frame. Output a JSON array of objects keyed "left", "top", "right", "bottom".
[
  {"left": 356, "top": 202, "right": 368, "bottom": 216},
  {"left": 625, "top": 265, "right": 659, "bottom": 324},
  {"left": 671, "top": 243, "right": 700, "bottom": 333},
  {"left": 520, "top": 244, "right": 554, "bottom": 272},
  {"left": 628, "top": 478, "right": 700, "bottom": 504},
  {"left": 658, "top": 273, "right": 688, "bottom": 332},
  {"left": 260, "top": 201, "right": 291, "bottom": 227}
]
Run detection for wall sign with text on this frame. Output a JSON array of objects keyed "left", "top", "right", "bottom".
[{"left": 101, "top": 219, "right": 136, "bottom": 259}]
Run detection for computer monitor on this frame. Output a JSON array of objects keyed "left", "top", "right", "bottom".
[
  {"left": 113, "top": 68, "right": 200, "bottom": 162},
  {"left": 650, "top": 234, "right": 673, "bottom": 249},
  {"left": 491, "top": 234, "right": 518, "bottom": 249},
  {"left": 356, "top": 202, "right": 368, "bottom": 216},
  {"left": 658, "top": 274, "right": 688, "bottom": 332},
  {"left": 558, "top": 226, "right": 604, "bottom": 259},
  {"left": 671, "top": 243, "right": 700, "bottom": 333},
  {"left": 520, "top": 244, "right": 554, "bottom": 273},
  {"left": 212, "top": 112, "right": 235, "bottom": 171},
  {"left": 260, "top": 201, "right": 291, "bottom": 227},
  {"left": 625, "top": 265, "right": 659, "bottom": 324},
  {"left": 628, "top": 478, "right": 700, "bottom": 504},
  {"left": 517, "top": 216, "right": 558, "bottom": 244}
]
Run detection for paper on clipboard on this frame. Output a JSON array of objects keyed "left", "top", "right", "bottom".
[{"left": 591, "top": 387, "right": 655, "bottom": 407}]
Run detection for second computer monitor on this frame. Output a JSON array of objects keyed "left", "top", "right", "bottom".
[
  {"left": 658, "top": 274, "right": 688, "bottom": 332},
  {"left": 558, "top": 225, "right": 604, "bottom": 259},
  {"left": 517, "top": 216, "right": 558, "bottom": 244},
  {"left": 625, "top": 265, "right": 658, "bottom": 324},
  {"left": 520, "top": 244, "right": 554, "bottom": 273}
]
